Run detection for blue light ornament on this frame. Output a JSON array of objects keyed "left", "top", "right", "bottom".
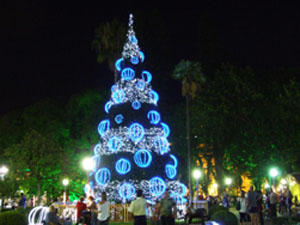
[
  {"left": 115, "top": 58, "right": 123, "bottom": 72},
  {"left": 161, "top": 122, "right": 170, "bottom": 137},
  {"left": 149, "top": 177, "right": 166, "bottom": 197},
  {"left": 129, "top": 123, "right": 145, "bottom": 143},
  {"left": 165, "top": 164, "right": 177, "bottom": 179},
  {"left": 139, "top": 51, "right": 145, "bottom": 62},
  {"left": 119, "top": 183, "right": 136, "bottom": 200},
  {"left": 149, "top": 90, "right": 159, "bottom": 104},
  {"left": 121, "top": 68, "right": 135, "bottom": 81},
  {"left": 104, "top": 101, "right": 112, "bottom": 114},
  {"left": 132, "top": 101, "right": 141, "bottom": 110},
  {"left": 92, "top": 155, "right": 101, "bottom": 172},
  {"left": 115, "top": 158, "right": 131, "bottom": 175},
  {"left": 112, "top": 89, "right": 125, "bottom": 104},
  {"left": 134, "top": 149, "right": 152, "bottom": 168},
  {"left": 130, "top": 56, "right": 139, "bottom": 65},
  {"left": 154, "top": 136, "right": 169, "bottom": 155},
  {"left": 94, "top": 144, "right": 100, "bottom": 155},
  {"left": 95, "top": 168, "right": 111, "bottom": 186},
  {"left": 171, "top": 193, "right": 187, "bottom": 204},
  {"left": 147, "top": 110, "right": 161, "bottom": 124},
  {"left": 115, "top": 114, "right": 124, "bottom": 124},
  {"left": 130, "top": 35, "right": 138, "bottom": 43},
  {"left": 136, "top": 81, "right": 145, "bottom": 90},
  {"left": 98, "top": 120, "right": 110, "bottom": 137},
  {"left": 107, "top": 136, "right": 122, "bottom": 152},
  {"left": 170, "top": 154, "right": 178, "bottom": 167},
  {"left": 141, "top": 71, "right": 152, "bottom": 83}
]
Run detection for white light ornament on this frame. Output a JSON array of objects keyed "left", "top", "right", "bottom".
[
  {"left": 122, "top": 14, "right": 141, "bottom": 60},
  {"left": 28, "top": 206, "right": 49, "bottom": 225}
]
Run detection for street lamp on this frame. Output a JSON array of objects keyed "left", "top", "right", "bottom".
[
  {"left": 269, "top": 168, "right": 279, "bottom": 186},
  {"left": 192, "top": 169, "right": 201, "bottom": 201},
  {"left": 225, "top": 177, "right": 232, "bottom": 186},
  {"left": 82, "top": 157, "right": 95, "bottom": 172},
  {"left": 0, "top": 166, "right": 8, "bottom": 180},
  {"left": 62, "top": 178, "right": 69, "bottom": 203}
]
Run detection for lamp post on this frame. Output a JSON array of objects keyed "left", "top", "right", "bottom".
[
  {"left": 62, "top": 178, "right": 69, "bottom": 203},
  {"left": 0, "top": 166, "right": 8, "bottom": 180},
  {"left": 192, "top": 169, "right": 201, "bottom": 202},
  {"left": 225, "top": 177, "right": 232, "bottom": 186},
  {"left": 82, "top": 157, "right": 95, "bottom": 187},
  {"left": 225, "top": 177, "right": 232, "bottom": 193},
  {"left": 269, "top": 168, "right": 279, "bottom": 186}
]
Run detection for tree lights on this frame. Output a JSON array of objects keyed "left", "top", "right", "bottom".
[{"left": 90, "top": 14, "right": 186, "bottom": 203}]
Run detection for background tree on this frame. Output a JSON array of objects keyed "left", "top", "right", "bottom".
[
  {"left": 172, "top": 60, "right": 205, "bottom": 201},
  {"left": 92, "top": 19, "right": 126, "bottom": 81},
  {"left": 5, "top": 129, "right": 65, "bottom": 203}
]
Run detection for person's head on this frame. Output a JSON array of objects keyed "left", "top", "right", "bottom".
[
  {"left": 136, "top": 189, "right": 143, "bottom": 197},
  {"left": 49, "top": 205, "right": 56, "bottom": 213},
  {"left": 164, "top": 190, "right": 170, "bottom": 199},
  {"left": 101, "top": 192, "right": 107, "bottom": 201},
  {"left": 20, "top": 193, "right": 24, "bottom": 197},
  {"left": 88, "top": 196, "right": 94, "bottom": 201},
  {"left": 240, "top": 190, "right": 245, "bottom": 198},
  {"left": 80, "top": 196, "right": 84, "bottom": 202},
  {"left": 249, "top": 186, "right": 254, "bottom": 192}
]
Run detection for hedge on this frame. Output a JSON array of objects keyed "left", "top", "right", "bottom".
[
  {"left": 208, "top": 204, "right": 228, "bottom": 219},
  {"left": 211, "top": 210, "right": 238, "bottom": 225},
  {"left": 0, "top": 210, "right": 27, "bottom": 225}
]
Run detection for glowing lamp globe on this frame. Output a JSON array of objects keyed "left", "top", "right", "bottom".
[
  {"left": 0, "top": 166, "right": 8, "bottom": 175},
  {"left": 270, "top": 168, "right": 279, "bottom": 177},
  {"left": 62, "top": 179, "right": 69, "bottom": 186},
  {"left": 193, "top": 169, "right": 201, "bottom": 179},
  {"left": 82, "top": 157, "right": 95, "bottom": 171},
  {"left": 225, "top": 177, "right": 232, "bottom": 185}
]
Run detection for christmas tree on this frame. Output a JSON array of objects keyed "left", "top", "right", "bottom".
[{"left": 90, "top": 14, "right": 186, "bottom": 204}]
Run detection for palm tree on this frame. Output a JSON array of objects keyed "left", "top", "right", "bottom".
[
  {"left": 172, "top": 60, "right": 205, "bottom": 203},
  {"left": 91, "top": 19, "right": 127, "bottom": 82}
]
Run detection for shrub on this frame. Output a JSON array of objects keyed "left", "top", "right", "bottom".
[
  {"left": 211, "top": 210, "right": 238, "bottom": 225},
  {"left": 271, "top": 217, "right": 293, "bottom": 225},
  {"left": 208, "top": 204, "right": 228, "bottom": 219},
  {"left": 0, "top": 210, "right": 27, "bottom": 225}
]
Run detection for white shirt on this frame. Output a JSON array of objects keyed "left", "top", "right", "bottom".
[
  {"left": 128, "top": 197, "right": 147, "bottom": 216},
  {"left": 97, "top": 201, "right": 110, "bottom": 221},
  {"left": 238, "top": 197, "right": 247, "bottom": 213}
]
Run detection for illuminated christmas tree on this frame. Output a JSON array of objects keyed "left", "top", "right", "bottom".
[{"left": 90, "top": 14, "right": 186, "bottom": 203}]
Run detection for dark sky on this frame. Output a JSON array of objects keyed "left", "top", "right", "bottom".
[{"left": 1, "top": 1, "right": 300, "bottom": 114}]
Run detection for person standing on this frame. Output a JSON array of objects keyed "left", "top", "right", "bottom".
[
  {"left": 94, "top": 192, "right": 110, "bottom": 225},
  {"left": 45, "top": 205, "right": 61, "bottom": 225},
  {"left": 18, "top": 193, "right": 26, "bottom": 209},
  {"left": 256, "top": 190, "right": 264, "bottom": 225},
  {"left": 128, "top": 189, "right": 148, "bottom": 225},
  {"left": 88, "top": 196, "right": 97, "bottom": 225},
  {"left": 247, "top": 186, "right": 260, "bottom": 225},
  {"left": 286, "top": 190, "right": 293, "bottom": 216},
  {"left": 269, "top": 190, "right": 278, "bottom": 218},
  {"left": 222, "top": 193, "right": 229, "bottom": 209},
  {"left": 237, "top": 191, "right": 248, "bottom": 225},
  {"left": 76, "top": 196, "right": 87, "bottom": 222},
  {"left": 159, "top": 191, "right": 177, "bottom": 225}
]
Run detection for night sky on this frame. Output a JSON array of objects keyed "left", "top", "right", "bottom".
[{"left": 1, "top": 1, "right": 300, "bottom": 114}]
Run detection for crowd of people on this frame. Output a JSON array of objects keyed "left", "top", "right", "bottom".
[
  {"left": 43, "top": 189, "right": 177, "bottom": 225},
  {"left": 234, "top": 186, "right": 297, "bottom": 225},
  {"left": 2, "top": 186, "right": 299, "bottom": 225}
]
